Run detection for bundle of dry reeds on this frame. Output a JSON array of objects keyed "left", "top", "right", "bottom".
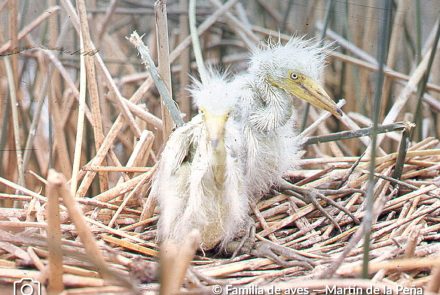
[{"left": 0, "top": 0, "right": 439, "bottom": 294}]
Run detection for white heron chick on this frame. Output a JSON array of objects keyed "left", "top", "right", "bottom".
[
  {"left": 152, "top": 73, "right": 247, "bottom": 251},
  {"left": 231, "top": 37, "right": 356, "bottom": 229},
  {"left": 232, "top": 37, "right": 338, "bottom": 197}
]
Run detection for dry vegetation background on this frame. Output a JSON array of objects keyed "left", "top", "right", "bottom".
[{"left": 0, "top": 0, "right": 439, "bottom": 294}]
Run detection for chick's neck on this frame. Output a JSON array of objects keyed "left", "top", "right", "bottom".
[{"left": 211, "top": 138, "right": 227, "bottom": 190}]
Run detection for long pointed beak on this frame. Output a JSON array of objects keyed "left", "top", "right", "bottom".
[
  {"left": 277, "top": 75, "right": 342, "bottom": 118},
  {"left": 300, "top": 78, "right": 342, "bottom": 118},
  {"left": 204, "top": 112, "right": 228, "bottom": 149}
]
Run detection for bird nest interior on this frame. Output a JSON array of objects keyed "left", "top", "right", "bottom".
[{"left": 0, "top": 1, "right": 440, "bottom": 295}]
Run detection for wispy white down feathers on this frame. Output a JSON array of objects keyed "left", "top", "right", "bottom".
[
  {"left": 231, "top": 37, "right": 328, "bottom": 199},
  {"left": 189, "top": 71, "right": 239, "bottom": 115},
  {"left": 154, "top": 71, "right": 248, "bottom": 250},
  {"left": 249, "top": 37, "right": 331, "bottom": 82}
]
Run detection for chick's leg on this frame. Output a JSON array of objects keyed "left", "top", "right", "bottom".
[
  {"left": 225, "top": 222, "right": 256, "bottom": 258},
  {"left": 251, "top": 240, "right": 314, "bottom": 268},
  {"left": 225, "top": 222, "right": 313, "bottom": 268},
  {"left": 278, "top": 180, "right": 360, "bottom": 232}
]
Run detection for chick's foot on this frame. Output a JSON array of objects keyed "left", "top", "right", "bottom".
[
  {"left": 225, "top": 223, "right": 314, "bottom": 269},
  {"left": 278, "top": 180, "right": 360, "bottom": 232}
]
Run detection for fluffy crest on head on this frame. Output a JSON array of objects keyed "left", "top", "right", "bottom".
[
  {"left": 189, "top": 69, "right": 238, "bottom": 115},
  {"left": 249, "top": 36, "right": 332, "bottom": 82}
]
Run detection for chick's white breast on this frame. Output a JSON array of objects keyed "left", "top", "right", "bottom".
[
  {"left": 155, "top": 113, "right": 248, "bottom": 250},
  {"left": 231, "top": 77, "right": 302, "bottom": 200}
]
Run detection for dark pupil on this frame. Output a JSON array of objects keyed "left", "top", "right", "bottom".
[{"left": 291, "top": 73, "right": 297, "bottom": 79}]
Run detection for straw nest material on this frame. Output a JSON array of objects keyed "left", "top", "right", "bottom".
[
  {"left": 0, "top": 1, "right": 439, "bottom": 294},
  {"left": 1, "top": 136, "right": 439, "bottom": 294}
]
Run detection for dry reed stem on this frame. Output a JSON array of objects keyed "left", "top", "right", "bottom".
[
  {"left": 0, "top": 241, "right": 31, "bottom": 261},
  {"left": 27, "top": 248, "right": 46, "bottom": 280},
  {"left": 258, "top": 204, "right": 316, "bottom": 237},
  {"left": 178, "top": 0, "right": 192, "bottom": 120},
  {"left": 46, "top": 170, "right": 65, "bottom": 293},
  {"left": 200, "top": 258, "right": 273, "bottom": 277},
  {"left": 252, "top": 204, "right": 279, "bottom": 242},
  {"left": 70, "top": 34, "right": 87, "bottom": 196},
  {"left": 125, "top": 98, "right": 163, "bottom": 130},
  {"left": 61, "top": 0, "right": 142, "bottom": 139},
  {"left": 0, "top": 268, "right": 106, "bottom": 287},
  {"left": 0, "top": 175, "right": 139, "bottom": 214},
  {"left": 128, "top": 32, "right": 184, "bottom": 129},
  {"left": 36, "top": 42, "right": 94, "bottom": 123},
  {"left": 7, "top": 0, "right": 19, "bottom": 145},
  {"left": 3, "top": 56, "right": 24, "bottom": 188},
  {"left": 120, "top": 216, "right": 159, "bottom": 231},
  {"left": 380, "top": 0, "right": 411, "bottom": 118},
  {"left": 101, "top": 235, "right": 158, "bottom": 257},
  {"left": 112, "top": 130, "right": 154, "bottom": 188},
  {"left": 85, "top": 217, "right": 147, "bottom": 245},
  {"left": 305, "top": 123, "right": 408, "bottom": 146},
  {"left": 22, "top": 63, "right": 51, "bottom": 174},
  {"left": 338, "top": 256, "right": 440, "bottom": 276},
  {"left": 53, "top": 171, "right": 134, "bottom": 291},
  {"left": 50, "top": 89, "right": 73, "bottom": 177},
  {"left": 427, "top": 265, "right": 440, "bottom": 293},
  {"left": 155, "top": 0, "right": 175, "bottom": 141},
  {"left": 189, "top": 0, "right": 208, "bottom": 84},
  {"left": 75, "top": 118, "right": 127, "bottom": 197},
  {"left": 159, "top": 240, "right": 180, "bottom": 295},
  {"left": 107, "top": 169, "right": 153, "bottom": 227},
  {"left": 75, "top": 0, "right": 108, "bottom": 193},
  {"left": 173, "top": 230, "right": 201, "bottom": 291},
  {"left": 404, "top": 225, "right": 421, "bottom": 258},
  {"left": 308, "top": 107, "right": 344, "bottom": 157},
  {"left": 59, "top": 286, "right": 129, "bottom": 295},
  {"left": 93, "top": 172, "right": 151, "bottom": 202},
  {"left": 81, "top": 166, "right": 151, "bottom": 173}
]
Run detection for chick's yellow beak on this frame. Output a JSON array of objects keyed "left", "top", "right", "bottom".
[
  {"left": 271, "top": 74, "right": 342, "bottom": 118},
  {"left": 202, "top": 110, "right": 228, "bottom": 149}
]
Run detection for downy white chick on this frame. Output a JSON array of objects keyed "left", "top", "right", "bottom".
[
  {"left": 152, "top": 73, "right": 248, "bottom": 251},
  {"left": 231, "top": 37, "right": 356, "bottom": 231},
  {"left": 233, "top": 37, "right": 340, "bottom": 199}
]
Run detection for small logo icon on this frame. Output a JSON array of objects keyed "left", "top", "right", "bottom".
[{"left": 13, "top": 278, "right": 41, "bottom": 295}]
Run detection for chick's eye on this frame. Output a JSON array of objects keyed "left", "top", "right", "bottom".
[{"left": 290, "top": 73, "right": 298, "bottom": 80}]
